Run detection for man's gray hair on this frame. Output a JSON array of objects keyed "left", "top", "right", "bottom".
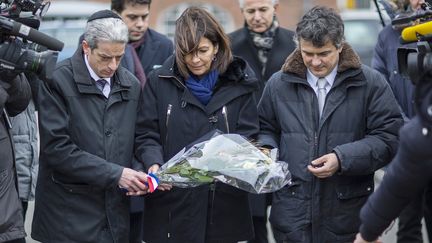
[
  {"left": 238, "top": 0, "right": 278, "bottom": 8},
  {"left": 84, "top": 17, "right": 129, "bottom": 49},
  {"left": 294, "top": 6, "right": 345, "bottom": 49}
]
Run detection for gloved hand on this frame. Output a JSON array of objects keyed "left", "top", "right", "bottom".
[{"left": 0, "top": 40, "right": 23, "bottom": 83}]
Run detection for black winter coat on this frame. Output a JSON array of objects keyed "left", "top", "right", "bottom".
[
  {"left": 229, "top": 26, "right": 296, "bottom": 101},
  {"left": 134, "top": 56, "right": 259, "bottom": 243},
  {"left": 360, "top": 116, "right": 432, "bottom": 241},
  {"left": 258, "top": 44, "right": 403, "bottom": 242},
  {"left": 0, "top": 74, "right": 30, "bottom": 242},
  {"left": 372, "top": 25, "right": 416, "bottom": 118},
  {"left": 32, "top": 47, "right": 141, "bottom": 243}
]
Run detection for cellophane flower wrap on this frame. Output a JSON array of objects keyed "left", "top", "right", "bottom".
[{"left": 153, "top": 132, "right": 291, "bottom": 194}]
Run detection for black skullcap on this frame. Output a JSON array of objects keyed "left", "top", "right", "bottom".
[{"left": 87, "top": 10, "right": 122, "bottom": 22}]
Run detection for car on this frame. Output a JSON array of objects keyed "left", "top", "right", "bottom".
[{"left": 341, "top": 10, "right": 390, "bottom": 66}]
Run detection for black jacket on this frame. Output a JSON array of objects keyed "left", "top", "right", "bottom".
[
  {"left": 229, "top": 26, "right": 296, "bottom": 101},
  {"left": 0, "top": 74, "right": 30, "bottom": 242},
  {"left": 372, "top": 25, "right": 416, "bottom": 118},
  {"left": 32, "top": 47, "right": 141, "bottom": 243},
  {"left": 258, "top": 44, "right": 403, "bottom": 242},
  {"left": 360, "top": 116, "right": 432, "bottom": 241},
  {"left": 134, "top": 55, "right": 259, "bottom": 243}
]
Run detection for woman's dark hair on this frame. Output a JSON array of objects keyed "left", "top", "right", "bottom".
[{"left": 174, "top": 6, "right": 233, "bottom": 78}]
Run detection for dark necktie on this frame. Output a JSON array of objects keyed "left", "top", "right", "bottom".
[{"left": 96, "top": 79, "right": 108, "bottom": 98}]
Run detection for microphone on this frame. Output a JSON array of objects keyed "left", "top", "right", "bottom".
[
  {"left": 401, "top": 21, "right": 432, "bottom": 43},
  {"left": 0, "top": 16, "right": 64, "bottom": 51}
]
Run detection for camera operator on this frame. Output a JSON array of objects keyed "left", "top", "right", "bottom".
[
  {"left": 372, "top": 1, "right": 430, "bottom": 241},
  {"left": 354, "top": 115, "right": 432, "bottom": 242},
  {"left": 0, "top": 43, "right": 32, "bottom": 241}
]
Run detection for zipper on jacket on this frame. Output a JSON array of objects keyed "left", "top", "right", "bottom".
[
  {"left": 209, "top": 183, "right": 216, "bottom": 225},
  {"left": 222, "top": 106, "right": 230, "bottom": 133},
  {"left": 168, "top": 211, "right": 171, "bottom": 238},
  {"left": 165, "top": 104, "right": 172, "bottom": 146},
  {"left": 2, "top": 108, "right": 12, "bottom": 128},
  {"left": 159, "top": 75, "right": 187, "bottom": 89}
]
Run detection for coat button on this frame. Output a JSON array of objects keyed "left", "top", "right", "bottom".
[
  {"left": 367, "top": 187, "right": 372, "bottom": 191},
  {"left": 105, "top": 130, "right": 112, "bottom": 137}
]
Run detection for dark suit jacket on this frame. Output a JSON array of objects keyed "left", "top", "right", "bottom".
[
  {"left": 229, "top": 26, "right": 296, "bottom": 101},
  {"left": 136, "top": 28, "right": 173, "bottom": 75}
]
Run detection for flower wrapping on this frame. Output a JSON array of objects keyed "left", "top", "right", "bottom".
[{"left": 152, "top": 132, "right": 291, "bottom": 194}]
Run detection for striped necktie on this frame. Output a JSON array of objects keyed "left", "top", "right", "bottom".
[{"left": 96, "top": 79, "right": 108, "bottom": 98}]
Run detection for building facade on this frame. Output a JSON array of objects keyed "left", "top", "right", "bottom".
[{"left": 148, "top": 0, "right": 338, "bottom": 38}]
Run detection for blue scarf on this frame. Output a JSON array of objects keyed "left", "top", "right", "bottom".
[{"left": 185, "top": 70, "right": 219, "bottom": 105}]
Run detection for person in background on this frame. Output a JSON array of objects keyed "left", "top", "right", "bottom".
[
  {"left": 31, "top": 10, "right": 148, "bottom": 242},
  {"left": 0, "top": 67, "right": 31, "bottom": 242},
  {"left": 230, "top": 0, "right": 295, "bottom": 101},
  {"left": 112, "top": 0, "right": 173, "bottom": 76},
  {"left": 257, "top": 6, "right": 403, "bottom": 242},
  {"left": 134, "top": 6, "right": 259, "bottom": 243},
  {"left": 111, "top": 1, "right": 173, "bottom": 241},
  {"left": 10, "top": 74, "right": 39, "bottom": 243},
  {"left": 229, "top": 1, "right": 296, "bottom": 242},
  {"left": 354, "top": 116, "right": 432, "bottom": 243},
  {"left": 372, "top": 0, "right": 431, "bottom": 241}
]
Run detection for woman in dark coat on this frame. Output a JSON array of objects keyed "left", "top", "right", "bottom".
[{"left": 134, "top": 6, "right": 259, "bottom": 243}]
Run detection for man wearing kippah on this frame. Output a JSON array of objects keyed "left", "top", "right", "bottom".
[{"left": 31, "top": 10, "right": 149, "bottom": 243}]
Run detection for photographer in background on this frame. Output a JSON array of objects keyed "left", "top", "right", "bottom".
[
  {"left": 354, "top": 115, "right": 432, "bottom": 242},
  {"left": 372, "top": 1, "right": 431, "bottom": 242},
  {"left": 0, "top": 42, "right": 32, "bottom": 242}
]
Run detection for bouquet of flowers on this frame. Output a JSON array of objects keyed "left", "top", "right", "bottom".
[{"left": 148, "top": 131, "right": 291, "bottom": 194}]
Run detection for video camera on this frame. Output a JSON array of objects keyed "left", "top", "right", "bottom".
[
  {"left": 392, "top": 2, "right": 432, "bottom": 129},
  {"left": 0, "top": 0, "right": 63, "bottom": 80}
]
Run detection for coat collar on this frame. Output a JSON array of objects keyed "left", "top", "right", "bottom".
[
  {"left": 157, "top": 55, "right": 258, "bottom": 90},
  {"left": 281, "top": 43, "right": 362, "bottom": 79},
  {"left": 70, "top": 46, "right": 133, "bottom": 89}
]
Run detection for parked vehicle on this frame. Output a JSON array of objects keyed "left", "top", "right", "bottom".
[{"left": 341, "top": 10, "right": 390, "bottom": 66}]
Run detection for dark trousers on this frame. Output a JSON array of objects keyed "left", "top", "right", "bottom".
[
  {"left": 424, "top": 183, "right": 432, "bottom": 241},
  {"left": 397, "top": 192, "right": 424, "bottom": 243},
  {"left": 248, "top": 216, "right": 268, "bottom": 243},
  {"left": 6, "top": 201, "right": 29, "bottom": 243},
  {"left": 130, "top": 211, "right": 143, "bottom": 243}
]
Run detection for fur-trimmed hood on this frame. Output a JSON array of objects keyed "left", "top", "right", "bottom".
[{"left": 281, "top": 43, "right": 362, "bottom": 79}]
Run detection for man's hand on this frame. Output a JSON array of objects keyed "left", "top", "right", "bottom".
[
  {"left": 118, "top": 168, "right": 148, "bottom": 196},
  {"left": 148, "top": 164, "right": 172, "bottom": 191},
  {"left": 353, "top": 233, "right": 382, "bottom": 243},
  {"left": 307, "top": 153, "right": 339, "bottom": 178},
  {"left": 0, "top": 40, "right": 24, "bottom": 82}
]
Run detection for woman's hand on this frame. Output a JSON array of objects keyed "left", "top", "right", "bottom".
[
  {"left": 353, "top": 233, "right": 382, "bottom": 243},
  {"left": 148, "top": 164, "right": 172, "bottom": 191}
]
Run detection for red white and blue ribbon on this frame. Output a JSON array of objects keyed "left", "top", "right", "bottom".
[{"left": 147, "top": 173, "right": 159, "bottom": 193}]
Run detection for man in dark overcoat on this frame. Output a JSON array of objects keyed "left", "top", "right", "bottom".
[
  {"left": 258, "top": 6, "right": 403, "bottom": 242},
  {"left": 31, "top": 10, "right": 148, "bottom": 243}
]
